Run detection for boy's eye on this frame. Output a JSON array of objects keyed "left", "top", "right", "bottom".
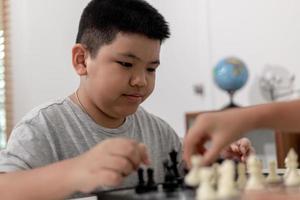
[
  {"left": 147, "top": 68, "right": 156, "bottom": 72},
  {"left": 117, "top": 61, "right": 132, "bottom": 67}
]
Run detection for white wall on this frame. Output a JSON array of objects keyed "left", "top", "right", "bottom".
[
  {"left": 10, "top": 0, "right": 89, "bottom": 124},
  {"left": 9, "top": 0, "right": 300, "bottom": 138}
]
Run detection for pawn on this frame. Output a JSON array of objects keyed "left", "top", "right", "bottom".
[
  {"left": 146, "top": 168, "right": 158, "bottom": 192},
  {"left": 185, "top": 155, "right": 203, "bottom": 186},
  {"left": 196, "top": 167, "right": 216, "bottom": 200},
  {"left": 210, "top": 163, "right": 220, "bottom": 188},
  {"left": 245, "top": 154, "right": 265, "bottom": 191},
  {"left": 135, "top": 168, "right": 147, "bottom": 194},
  {"left": 217, "top": 160, "right": 238, "bottom": 199},
  {"left": 266, "top": 160, "right": 281, "bottom": 184},
  {"left": 237, "top": 162, "right": 247, "bottom": 190}
]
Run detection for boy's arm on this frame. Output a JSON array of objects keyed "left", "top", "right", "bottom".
[
  {"left": 183, "top": 100, "right": 300, "bottom": 166},
  {"left": 0, "top": 158, "right": 79, "bottom": 200},
  {"left": 0, "top": 138, "right": 149, "bottom": 200}
]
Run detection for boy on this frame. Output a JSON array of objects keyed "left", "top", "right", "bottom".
[
  {"left": 0, "top": 0, "right": 252, "bottom": 199},
  {"left": 184, "top": 100, "right": 300, "bottom": 167}
]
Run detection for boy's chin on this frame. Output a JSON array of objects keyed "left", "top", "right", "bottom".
[{"left": 116, "top": 106, "right": 139, "bottom": 117}]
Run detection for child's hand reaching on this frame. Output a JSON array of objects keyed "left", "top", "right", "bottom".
[
  {"left": 68, "top": 138, "right": 150, "bottom": 193},
  {"left": 220, "top": 138, "right": 254, "bottom": 162}
]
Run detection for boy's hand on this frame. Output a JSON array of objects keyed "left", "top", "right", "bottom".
[
  {"left": 68, "top": 138, "right": 149, "bottom": 193},
  {"left": 220, "top": 138, "right": 254, "bottom": 162}
]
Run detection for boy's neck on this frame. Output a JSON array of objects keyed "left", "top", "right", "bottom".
[{"left": 70, "top": 93, "right": 126, "bottom": 129}]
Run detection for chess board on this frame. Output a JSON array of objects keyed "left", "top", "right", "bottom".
[
  {"left": 71, "top": 168, "right": 300, "bottom": 200},
  {"left": 73, "top": 182, "right": 300, "bottom": 200},
  {"left": 72, "top": 149, "right": 300, "bottom": 200}
]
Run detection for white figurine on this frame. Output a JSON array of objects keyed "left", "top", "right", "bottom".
[
  {"left": 245, "top": 154, "right": 265, "bottom": 190},
  {"left": 185, "top": 155, "right": 203, "bottom": 186}
]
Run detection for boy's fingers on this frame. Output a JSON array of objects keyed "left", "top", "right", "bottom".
[
  {"left": 138, "top": 143, "right": 150, "bottom": 166},
  {"left": 109, "top": 139, "right": 144, "bottom": 169},
  {"left": 102, "top": 154, "right": 134, "bottom": 176},
  {"left": 96, "top": 169, "right": 123, "bottom": 187}
]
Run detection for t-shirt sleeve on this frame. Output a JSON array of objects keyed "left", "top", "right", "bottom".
[{"left": 0, "top": 122, "right": 56, "bottom": 172}]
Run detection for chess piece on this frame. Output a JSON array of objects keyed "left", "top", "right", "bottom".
[
  {"left": 237, "top": 162, "right": 247, "bottom": 189},
  {"left": 266, "top": 160, "right": 281, "bottom": 184},
  {"left": 217, "top": 160, "right": 238, "bottom": 199},
  {"left": 284, "top": 148, "right": 300, "bottom": 187},
  {"left": 162, "top": 160, "right": 178, "bottom": 192},
  {"left": 169, "top": 149, "right": 180, "bottom": 178},
  {"left": 135, "top": 168, "right": 147, "bottom": 194},
  {"left": 196, "top": 167, "right": 216, "bottom": 200},
  {"left": 146, "top": 168, "right": 158, "bottom": 192},
  {"left": 284, "top": 156, "right": 290, "bottom": 178},
  {"left": 245, "top": 155, "right": 265, "bottom": 190},
  {"left": 210, "top": 163, "right": 220, "bottom": 188},
  {"left": 185, "top": 155, "right": 203, "bottom": 187}
]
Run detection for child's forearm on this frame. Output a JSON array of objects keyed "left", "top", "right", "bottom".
[
  {"left": 0, "top": 158, "right": 79, "bottom": 200},
  {"left": 242, "top": 100, "right": 300, "bottom": 132}
]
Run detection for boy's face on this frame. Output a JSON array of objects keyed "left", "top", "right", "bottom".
[{"left": 83, "top": 32, "right": 161, "bottom": 119}]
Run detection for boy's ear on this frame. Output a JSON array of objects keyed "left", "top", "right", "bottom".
[{"left": 72, "top": 44, "right": 88, "bottom": 76}]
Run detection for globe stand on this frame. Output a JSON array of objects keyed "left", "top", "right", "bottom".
[{"left": 222, "top": 90, "right": 240, "bottom": 110}]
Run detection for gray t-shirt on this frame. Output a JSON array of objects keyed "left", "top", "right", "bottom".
[{"left": 0, "top": 97, "right": 182, "bottom": 189}]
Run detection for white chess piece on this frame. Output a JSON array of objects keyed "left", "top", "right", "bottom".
[
  {"left": 245, "top": 154, "right": 265, "bottom": 190},
  {"left": 266, "top": 160, "right": 281, "bottom": 184},
  {"left": 210, "top": 163, "right": 220, "bottom": 187},
  {"left": 196, "top": 167, "right": 216, "bottom": 200},
  {"left": 217, "top": 160, "right": 238, "bottom": 199},
  {"left": 284, "top": 148, "right": 300, "bottom": 187},
  {"left": 185, "top": 155, "right": 203, "bottom": 186},
  {"left": 237, "top": 162, "right": 247, "bottom": 189},
  {"left": 284, "top": 156, "right": 291, "bottom": 178}
]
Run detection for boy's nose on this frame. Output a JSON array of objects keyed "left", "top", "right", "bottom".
[{"left": 130, "top": 72, "right": 147, "bottom": 87}]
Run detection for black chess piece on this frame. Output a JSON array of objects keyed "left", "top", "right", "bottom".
[
  {"left": 146, "top": 168, "right": 158, "bottom": 192},
  {"left": 169, "top": 150, "right": 184, "bottom": 186},
  {"left": 135, "top": 168, "right": 147, "bottom": 194},
  {"left": 169, "top": 150, "right": 180, "bottom": 178},
  {"left": 162, "top": 160, "right": 178, "bottom": 192}
]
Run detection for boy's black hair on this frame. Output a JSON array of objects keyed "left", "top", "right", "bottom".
[{"left": 76, "top": 0, "right": 170, "bottom": 57}]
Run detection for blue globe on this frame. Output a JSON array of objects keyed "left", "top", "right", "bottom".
[{"left": 213, "top": 57, "right": 249, "bottom": 92}]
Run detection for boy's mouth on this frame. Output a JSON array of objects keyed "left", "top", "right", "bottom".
[{"left": 123, "top": 94, "right": 143, "bottom": 103}]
